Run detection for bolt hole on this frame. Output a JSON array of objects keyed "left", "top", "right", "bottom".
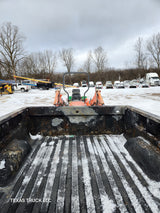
[{"left": 76, "top": 110, "right": 79, "bottom": 113}]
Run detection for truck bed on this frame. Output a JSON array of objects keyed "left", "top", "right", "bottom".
[{"left": 0, "top": 134, "right": 159, "bottom": 213}]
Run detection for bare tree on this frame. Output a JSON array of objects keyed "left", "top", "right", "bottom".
[
  {"left": 17, "top": 50, "right": 57, "bottom": 80},
  {"left": 17, "top": 53, "right": 40, "bottom": 77},
  {"left": 37, "top": 50, "right": 57, "bottom": 79},
  {"left": 17, "top": 55, "right": 37, "bottom": 77},
  {"left": 44, "top": 50, "right": 57, "bottom": 79},
  {"left": 91, "top": 46, "right": 107, "bottom": 72},
  {"left": 147, "top": 33, "right": 160, "bottom": 69},
  {"left": 134, "top": 37, "right": 147, "bottom": 69},
  {"left": 59, "top": 48, "right": 74, "bottom": 83},
  {"left": 0, "top": 22, "right": 25, "bottom": 78},
  {"left": 30, "top": 53, "right": 41, "bottom": 75},
  {"left": 84, "top": 51, "right": 92, "bottom": 73},
  {"left": 38, "top": 52, "right": 46, "bottom": 77}
]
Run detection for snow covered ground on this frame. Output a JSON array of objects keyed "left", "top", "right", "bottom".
[{"left": 0, "top": 86, "right": 160, "bottom": 118}]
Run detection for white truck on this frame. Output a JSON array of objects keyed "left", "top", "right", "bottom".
[
  {"left": 13, "top": 83, "right": 31, "bottom": 92},
  {"left": 146, "top": 72, "right": 160, "bottom": 86}
]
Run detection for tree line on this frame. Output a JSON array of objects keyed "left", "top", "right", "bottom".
[
  {"left": 0, "top": 22, "right": 160, "bottom": 84},
  {"left": 134, "top": 35, "right": 160, "bottom": 69}
]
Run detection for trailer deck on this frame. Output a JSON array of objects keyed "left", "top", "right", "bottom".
[{"left": 0, "top": 134, "right": 160, "bottom": 213}]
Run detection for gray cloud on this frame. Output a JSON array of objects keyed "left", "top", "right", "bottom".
[{"left": 0, "top": 0, "right": 160, "bottom": 68}]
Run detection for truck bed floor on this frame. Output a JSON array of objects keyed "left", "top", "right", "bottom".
[{"left": 0, "top": 135, "right": 160, "bottom": 213}]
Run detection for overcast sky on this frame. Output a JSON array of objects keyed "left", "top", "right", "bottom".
[{"left": 0, "top": 0, "right": 160, "bottom": 71}]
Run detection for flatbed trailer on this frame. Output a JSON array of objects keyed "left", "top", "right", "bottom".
[{"left": 0, "top": 106, "right": 160, "bottom": 212}]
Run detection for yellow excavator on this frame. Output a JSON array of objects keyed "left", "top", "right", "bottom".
[{"left": 0, "top": 83, "right": 13, "bottom": 95}]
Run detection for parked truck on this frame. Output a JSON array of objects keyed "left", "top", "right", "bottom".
[
  {"left": 13, "top": 83, "right": 31, "bottom": 92},
  {"left": 146, "top": 72, "right": 160, "bottom": 86},
  {"left": 36, "top": 81, "right": 54, "bottom": 90}
]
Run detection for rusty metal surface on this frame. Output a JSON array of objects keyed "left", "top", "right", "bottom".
[
  {"left": 27, "top": 106, "right": 126, "bottom": 136},
  {"left": 124, "top": 107, "right": 160, "bottom": 147},
  {"left": 27, "top": 106, "right": 126, "bottom": 116},
  {"left": 0, "top": 139, "right": 31, "bottom": 186},
  {"left": 0, "top": 108, "right": 29, "bottom": 150},
  {"left": 0, "top": 105, "right": 160, "bottom": 149}
]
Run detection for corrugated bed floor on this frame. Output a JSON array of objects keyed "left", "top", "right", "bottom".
[{"left": 0, "top": 135, "right": 160, "bottom": 213}]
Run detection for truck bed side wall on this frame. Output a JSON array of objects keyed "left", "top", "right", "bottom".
[
  {"left": 124, "top": 106, "right": 160, "bottom": 147},
  {"left": 0, "top": 106, "right": 159, "bottom": 149},
  {"left": 0, "top": 109, "right": 29, "bottom": 150}
]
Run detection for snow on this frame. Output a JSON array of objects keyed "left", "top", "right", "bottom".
[
  {"left": 106, "top": 135, "right": 159, "bottom": 213},
  {"left": 0, "top": 159, "right": 5, "bottom": 169},
  {"left": 100, "top": 136, "right": 144, "bottom": 213},
  {"left": 0, "top": 87, "right": 160, "bottom": 118},
  {"left": 41, "top": 139, "right": 62, "bottom": 212},
  {"left": 111, "top": 134, "right": 160, "bottom": 213},
  {"left": 86, "top": 137, "right": 116, "bottom": 213},
  {"left": 71, "top": 140, "right": 80, "bottom": 212},
  {"left": 29, "top": 133, "right": 43, "bottom": 140},
  {"left": 56, "top": 140, "right": 69, "bottom": 212},
  {"left": 80, "top": 139, "right": 96, "bottom": 212}
]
